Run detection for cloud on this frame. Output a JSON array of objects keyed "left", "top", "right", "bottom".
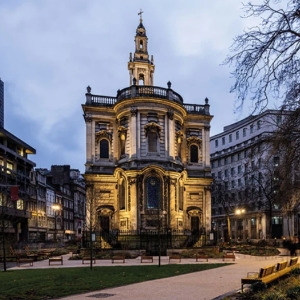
[{"left": 0, "top": 0, "right": 257, "bottom": 172}]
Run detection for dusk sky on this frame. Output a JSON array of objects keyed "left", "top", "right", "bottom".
[{"left": 0, "top": 0, "right": 266, "bottom": 173}]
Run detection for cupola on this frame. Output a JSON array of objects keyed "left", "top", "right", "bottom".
[{"left": 128, "top": 10, "right": 155, "bottom": 86}]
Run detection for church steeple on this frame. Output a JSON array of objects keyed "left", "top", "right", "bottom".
[{"left": 128, "top": 10, "right": 155, "bottom": 86}]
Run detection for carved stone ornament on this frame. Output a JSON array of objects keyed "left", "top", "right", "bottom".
[
  {"left": 95, "top": 130, "right": 112, "bottom": 142},
  {"left": 186, "top": 206, "right": 202, "bottom": 216},
  {"left": 96, "top": 205, "right": 115, "bottom": 217},
  {"left": 144, "top": 122, "right": 162, "bottom": 137},
  {"left": 131, "top": 106, "right": 138, "bottom": 116},
  {"left": 167, "top": 109, "right": 174, "bottom": 120},
  {"left": 84, "top": 113, "right": 92, "bottom": 122},
  {"left": 137, "top": 67, "right": 146, "bottom": 74},
  {"left": 118, "top": 126, "right": 127, "bottom": 140},
  {"left": 176, "top": 131, "right": 184, "bottom": 143},
  {"left": 186, "top": 136, "right": 202, "bottom": 147}
]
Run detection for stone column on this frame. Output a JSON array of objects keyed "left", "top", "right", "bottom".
[
  {"left": 84, "top": 114, "right": 94, "bottom": 164},
  {"left": 130, "top": 107, "right": 138, "bottom": 158},
  {"left": 167, "top": 110, "right": 175, "bottom": 159},
  {"left": 204, "top": 188, "right": 212, "bottom": 233},
  {"left": 128, "top": 177, "right": 138, "bottom": 231},
  {"left": 203, "top": 126, "right": 210, "bottom": 168}
]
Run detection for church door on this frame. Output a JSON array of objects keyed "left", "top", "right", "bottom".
[
  {"left": 191, "top": 216, "right": 199, "bottom": 234},
  {"left": 100, "top": 216, "right": 110, "bottom": 233}
]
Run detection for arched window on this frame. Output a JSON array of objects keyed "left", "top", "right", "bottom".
[
  {"left": 148, "top": 131, "right": 158, "bottom": 152},
  {"left": 190, "top": 145, "right": 198, "bottom": 163},
  {"left": 146, "top": 176, "right": 161, "bottom": 209},
  {"left": 139, "top": 74, "right": 145, "bottom": 85},
  {"left": 139, "top": 40, "right": 143, "bottom": 49},
  {"left": 100, "top": 139, "right": 109, "bottom": 159}
]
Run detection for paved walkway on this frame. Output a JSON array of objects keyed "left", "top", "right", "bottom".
[{"left": 6, "top": 253, "right": 295, "bottom": 300}]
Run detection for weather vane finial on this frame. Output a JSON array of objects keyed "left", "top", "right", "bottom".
[{"left": 138, "top": 9, "right": 143, "bottom": 22}]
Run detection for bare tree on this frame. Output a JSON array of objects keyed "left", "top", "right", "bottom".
[
  {"left": 212, "top": 179, "right": 236, "bottom": 242},
  {"left": 243, "top": 137, "right": 284, "bottom": 239},
  {"left": 85, "top": 183, "right": 98, "bottom": 238},
  {"left": 225, "top": 0, "right": 300, "bottom": 111},
  {"left": 248, "top": 160, "right": 280, "bottom": 238},
  {"left": 271, "top": 109, "right": 300, "bottom": 236},
  {"left": 84, "top": 183, "right": 95, "bottom": 267}
]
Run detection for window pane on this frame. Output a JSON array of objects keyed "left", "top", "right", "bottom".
[
  {"left": 146, "top": 177, "right": 160, "bottom": 208},
  {"left": 100, "top": 139, "right": 109, "bottom": 158},
  {"left": 148, "top": 132, "right": 157, "bottom": 152},
  {"left": 190, "top": 145, "right": 198, "bottom": 163}
]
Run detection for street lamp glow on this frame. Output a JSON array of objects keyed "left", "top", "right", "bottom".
[
  {"left": 52, "top": 204, "right": 61, "bottom": 211},
  {"left": 52, "top": 204, "right": 61, "bottom": 243},
  {"left": 235, "top": 208, "right": 245, "bottom": 215}
]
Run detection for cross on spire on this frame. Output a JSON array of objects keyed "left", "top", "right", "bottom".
[{"left": 138, "top": 9, "right": 143, "bottom": 22}]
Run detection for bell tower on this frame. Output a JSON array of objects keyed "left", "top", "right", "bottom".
[{"left": 128, "top": 10, "right": 155, "bottom": 86}]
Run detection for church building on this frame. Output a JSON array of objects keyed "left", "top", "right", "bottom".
[{"left": 82, "top": 14, "right": 213, "bottom": 252}]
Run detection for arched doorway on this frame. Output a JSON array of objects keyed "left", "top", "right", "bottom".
[
  {"left": 191, "top": 216, "right": 200, "bottom": 234},
  {"left": 97, "top": 205, "right": 115, "bottom": 233},
  {"left": 187, "top": 206, "right": 202, "bottom": 247}
]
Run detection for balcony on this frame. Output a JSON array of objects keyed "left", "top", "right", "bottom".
[
  {"left": 85, "top": 85, "right": 210, "bottom": 115},
  {"left": 0, "top": 205, "right": 31, "bottom": 218}
]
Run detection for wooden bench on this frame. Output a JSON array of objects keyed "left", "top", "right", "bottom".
[
  {"left": 82, "top": 257, "right": 96, "bottom": 264},
  {"left": 223, "top": 252, "right": 235, "bottom": 261},
  {"left": 0, "top": 256, "right": 16, "bottom": 262},
  {"left": 49, "top": 256, "right": 63, "bottom": 265},
  {"left": 111, "top": 255, "right": 125, "bottom": 263},
  {"left": 196, "top": 253, "right": 209, "bottom": 262},
  {"left": 141, "top": 255, "right": 153, "bottom": 263},
  {"left": 38, "top": 249, "right": 54, "bottom": 258},
  {"left": 169, "top": 254, "right": 181, "bottom": 262},
  {"left": 16, "top": 258, "right": 34, "bottom": 267},
  {"left": 241, "top": 257, "right": 299, "bottom": 292}
]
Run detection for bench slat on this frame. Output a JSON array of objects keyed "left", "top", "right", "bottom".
[
  {"left": 141, "top": 256, "right": 153, "bottom": 263},
  {"left": 196, "top": 254, "right": 208, "bottom": 262},
  {"left": 16, "top": 258, "right": 34, "bottom": 267},
  {"left": 49, "top": 256, "right": 63, "bottom": 265},
  {"left": 112, "top": 256, "right": 125, "bottom": 263},
  {"left": 169, "top": 255, "right": 181, "bottom": 262},
  {"left": 241, "top": 259, "right": 300, "bottom": 292},
  {"left": 82, "top": 257, "right": 96, "bottom": 264},
  {"left": 223, "top": 252, "right": 235, "bottom": 261}
]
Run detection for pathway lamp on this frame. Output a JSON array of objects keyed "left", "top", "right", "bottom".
[
  {"left": 158, "top": 210, "right": 167, "bottom": 267},
  {"left": 52, "top": 204, "right": 61, "bottom": 243},
  {"left": 235, "top": 208, "right": 246, "bottom": 240}
]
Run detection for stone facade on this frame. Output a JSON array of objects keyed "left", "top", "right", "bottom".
[
  {"left": 210, "top": 110, "right": 300, "bottom": 241},
  {"left": 82, "top": 16, "right": 213, "bottom": 250}
]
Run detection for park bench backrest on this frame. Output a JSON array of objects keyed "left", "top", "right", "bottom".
[
  {"left": 259, "top": 265, "right": 275, "bottom": 278},
  {"left": 276, "top": 261, "right": 288, "bottom": 271},
  {"left": 289, "top": 257, "right": 298, "bottom": 267}
]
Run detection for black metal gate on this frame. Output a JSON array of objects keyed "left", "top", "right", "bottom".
[{"left": 82, "top": 229, "right": 201, "bottom": 253}]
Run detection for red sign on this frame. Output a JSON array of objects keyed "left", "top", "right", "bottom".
[{"left": 10, "top": 186, "right": 19, "bottom": 201}]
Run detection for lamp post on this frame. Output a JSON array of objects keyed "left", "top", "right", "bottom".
[
  {"left": 235, "top": 208, "right": 246, "bottom": 241},
  {"left": 158, "top": 210, "right": 167, "bottom": 267},
  {"left": 52, "top": 204, "right": 61, "bottom": 243}
]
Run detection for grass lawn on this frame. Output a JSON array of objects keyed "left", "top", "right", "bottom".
[{"left": 0, "top": 264, "right": 228, "bottom": 299}]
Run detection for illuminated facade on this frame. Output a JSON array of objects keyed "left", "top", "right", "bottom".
[
  {"left": 82, "top": 16, "right": 213, "bottom": 252},
  {"left": 0, "top": 127, "right": 36, "bottom": 244}
]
